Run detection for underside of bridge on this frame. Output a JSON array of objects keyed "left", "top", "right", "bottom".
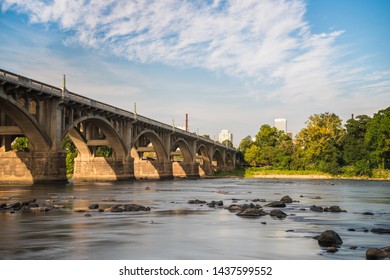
[{"left": 0, "top": 69, "right": 236, "bottom": 184}]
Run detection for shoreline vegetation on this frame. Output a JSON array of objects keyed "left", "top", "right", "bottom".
[{"left": 214, "top": 168, "right": 390, "bottom": 180}]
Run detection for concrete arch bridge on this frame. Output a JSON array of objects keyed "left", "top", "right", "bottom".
[{"left": 0, "top": 69, "right": 236, "bottom": 184}]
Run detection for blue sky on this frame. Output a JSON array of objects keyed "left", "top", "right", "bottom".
[{"left": 1, "top": 0, "right": 389, "bottom": 146}]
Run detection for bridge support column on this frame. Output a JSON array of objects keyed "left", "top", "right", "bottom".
[
  {"left": 72, "top": 157, "right": 134, "bottom": 182},
  {"left": 134, "top": 160, "right": 173, "bottom": 179},
  {"left": 172, "top": 162, "right": 200, "bottom": 178},
  {"left": 0, "top": 150, "right": 67, "bottom": 184}
]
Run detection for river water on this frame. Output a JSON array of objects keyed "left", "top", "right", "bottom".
[{"left": 0, "top": 178, "right": 389, "bottom": 260}]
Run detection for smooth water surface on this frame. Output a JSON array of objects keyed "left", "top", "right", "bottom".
[{"left": 0, "top": 178, "right": 389, "bottom": 260}]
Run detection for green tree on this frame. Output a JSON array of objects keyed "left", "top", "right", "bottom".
[
  {"left": 292, "top": 112, "right": 345, "bottom": 174},
  {"left": 244, "top": 124, "right": 293, "bottom": 169},
  {"left": 238, "top": 135, "right": 253, "bottom": 154},
  {"left": 61, "top": 136, "right": 78, "bottom": 175},
  {"left": 11, "top": 137, "right": 29, "bottom": 152},
  {"left": 365, "top": 107, "right": 390, "bottom": 169},
  {"left": 96, "top": 146, "right": 113, "bottom": 157},
  {"left": 342, "top": 115, "right": 371, "bottom": 176},
  {"left": 222, "top": 139, "right": 233, "bottom": 148}
]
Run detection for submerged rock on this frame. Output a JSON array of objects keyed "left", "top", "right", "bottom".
[
  {"left": 124, "top": 204, "right": 151, "bottom": 212},
  {"left": 317, "top": 230, "right": 343, "bottom": 247},
  {"left": 236, "top": 208, "right": 269, "bottom": 217},
  {"left": 188, "top": 199, "right": 207, "bottom": 205},
  {"left": 366, "top": 247, "right": 390, "bottom": 260},
  {"left": 370, "top": 228, "right": 390, "bottom": 234},
  {"left": 324, "top": 206, "right": 347, "bottom": 213},
  {"left": 207, "top": 200, "right": 223, "bottom": 208},
  {"left": 280, "top": 196, "right": 293, "bottom": 203},
  {"left": 265, "top": 201, "right": 286, "bottom": 208},
  {"left": 270, "top": 209, "right": 288, "bottom": 219},
  {"left": 310, "top": 205, "right": 324, "bottom": 212},
  {"left": 362, "top": 211, "right": 374, "bottom": 215}
]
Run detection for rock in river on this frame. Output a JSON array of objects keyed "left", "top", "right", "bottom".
[
  {"left": 310, "top": 205, "right": 324, "bottom": 212},
  {"left": 324, "top": 205, "right": 347, "bottom": 213},
  {"left": 317, "top": 230, "right": 343, "bottom": 247},
  {"left": 366, "top": 247, "right": 390, "bottom": 260},
  {"left": 370, "top": 228, "right": 390, "bottom": 234},
  {"left": 265, "top": 201, "right": 286, "bottom": 208},
  {"left": 270, "top": 209, "right": 288, "bottom": 219},
  {"left": 236, "top": 208, "right": 269, "bottom": 217},
  {"left": 188, "top": 199, "right": 207, "bottom": 205},
  {"left": 280, "top": 196, "right": 293, "bottom": 203}
]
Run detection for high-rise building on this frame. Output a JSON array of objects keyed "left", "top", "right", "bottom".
[
  {"left": 218, "top": 129, "right": 233, "bottom": 144},
  {"left": 274, "top": 118, "right": 287, "bottom": 133}
]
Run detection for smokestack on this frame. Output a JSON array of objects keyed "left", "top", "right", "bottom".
[{"left": 185, "top": 113, "right": 189, "bottom": 132}]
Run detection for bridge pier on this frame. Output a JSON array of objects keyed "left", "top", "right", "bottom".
[
  {"left": 72, "top": 157, "right": 134, "bottom": 182},
  {"left": 133, "top": 160, "right": 173, "bottom": 180},
  {"left": 172, "top": 162, "right": 200, "bottom": 178},
  {"left": 0, "top": 150, "right": 67, "bottom": 184}
]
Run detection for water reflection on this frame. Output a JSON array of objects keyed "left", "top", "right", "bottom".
[{"left": 0, "top": 178, "right": 389, "bottom": 260}]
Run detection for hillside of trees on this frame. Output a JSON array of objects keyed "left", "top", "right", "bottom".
[{"left": 238, "top": 106, "right": 390, "bottom": 178}]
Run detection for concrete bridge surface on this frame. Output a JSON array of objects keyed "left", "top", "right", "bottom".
[{"left": 0, "top": 69, "right": 236, "bottom": 184}]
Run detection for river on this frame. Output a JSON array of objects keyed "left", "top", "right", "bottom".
[{"left": 0, "top": 178, "right": 389, "bottom": 260}]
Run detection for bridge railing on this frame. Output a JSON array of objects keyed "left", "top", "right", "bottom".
[
  {"left": 0, "top": 69, "right": 235, "bottom": 152},
  {"left": 0, "top": 69, "right": 63, "bottom": 97}
]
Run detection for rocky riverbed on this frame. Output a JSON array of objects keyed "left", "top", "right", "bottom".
[{"left": 0, "top": 178, "right": 389, "bottom": 260}]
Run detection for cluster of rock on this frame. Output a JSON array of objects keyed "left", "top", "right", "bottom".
[
  {"left": 0, "top": 199, "right": 54, "bottom": 212},
  {"left": 107, "top": 204, "right": 151, "bottom": 213},
  {"left": 310, "top": 205, "right": 347, "bottom": 212},
  {"left": 187, "top": 199, "right": 224, "bottom": 208}
]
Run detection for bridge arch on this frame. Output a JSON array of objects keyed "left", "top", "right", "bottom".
[
  {"left": 63, "top": 115, "right": 127, "bottom": 160},
  {"left": 225, "top": 151, "right": 235, "bottom": 170},
  {"left": 0, "top": 92, "right": 51, "bottom": 151},
  {"left": 212, "top": 148, "right": 224, "bottom": 172},
  {"left": 196, "top": 144, "right": 211, "bottom": 176},
  {"left": 131, "top": 129, "right": 167, "bottom": 162},
  {"left": 171, "top": 138, "right": 193, "bottom": 163}
]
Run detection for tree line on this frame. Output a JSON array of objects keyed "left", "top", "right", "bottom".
[{"left": 237, "top": 106, "right": 390, "bottom": 177}]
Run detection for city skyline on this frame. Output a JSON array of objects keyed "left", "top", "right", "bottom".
[{"left": 1, "top": 0, "right": 389, "bottom": 146}]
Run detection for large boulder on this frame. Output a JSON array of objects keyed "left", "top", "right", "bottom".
[{"left": 317, "top": 230, "right": 343, "bottom": 247}]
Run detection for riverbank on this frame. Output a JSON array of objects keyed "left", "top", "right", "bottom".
[{"left": 214, "top": 168, "right": 390, "bottom": 180}]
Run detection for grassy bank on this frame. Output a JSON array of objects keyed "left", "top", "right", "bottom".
[{"left": 214, "top": 167, "right": 390, "bottom": 180}]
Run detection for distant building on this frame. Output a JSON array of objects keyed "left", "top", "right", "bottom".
[
  {"left": 274, "top": 118, "right": 287, "bottom": 133},
  {"left": 219, "top": 129, "right": 233, "bottom": 144}
]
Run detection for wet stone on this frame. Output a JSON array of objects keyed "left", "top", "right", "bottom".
[
  {"left": 362, "top": 211, "right": 374, "bottom": 215},
  {"left": 324, "top": 206, "right": 347, "bottom": 213},
  {"left": 270, "top": 209, "right": 288, "bottom": 219},
  {"left": 236, "top": 208, "right": 269, "bottom": 217},
  {"left": 188, "top": 199, "right": 207, "bottom": 205},
  {"left": 370, "top": 228, "right": 390, "bottom": 234},
  {"left": 317, "top": 230, "right": 343, "bottom": 247},
  {"left": 265, "top": 201, "right": 286, "bottom": 208},
  {"left": 310, "top": 205, "right": 324, "bottom": 212},
  {"left": 88, "top": 204, "right": 99, "bottom": 210},
  {"left": 280, "top": 196, "right": 293, "bottom": 203}
]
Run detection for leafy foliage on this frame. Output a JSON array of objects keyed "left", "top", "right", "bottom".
[
  {"left": 241, "top": 107, "right": 390, "bottom": 178},
  {"left": 11, "top": 137, "right": 29, "bottom": 152}
]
